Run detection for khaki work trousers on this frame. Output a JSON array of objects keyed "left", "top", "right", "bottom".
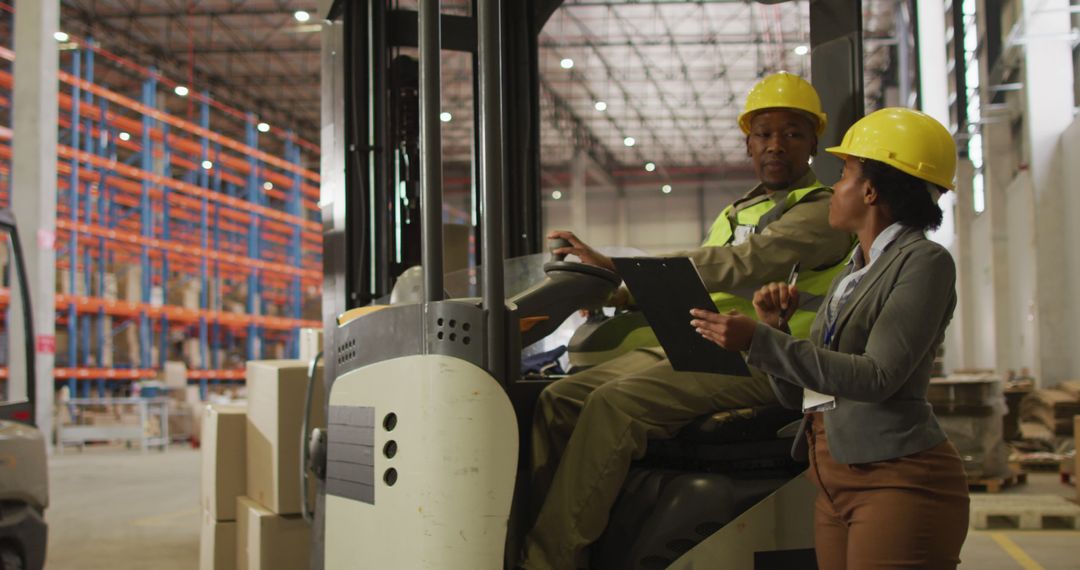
[
  {"left": 806, "top": 413, "right": 970, "bottom": 570},
  {"left": 520, "top": 347, "right": 778, "bottom": 570}
]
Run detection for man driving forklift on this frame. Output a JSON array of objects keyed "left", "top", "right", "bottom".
[{"left": 522, "top": 72, "right": 855, "bottom": 569}]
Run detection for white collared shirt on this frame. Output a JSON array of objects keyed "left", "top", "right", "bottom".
[
  {"left": 824, "top": 222, "right": 908, "bottom": 331},
  {"left": 803, "top": 222, "right": 908, "bottom": 413}
]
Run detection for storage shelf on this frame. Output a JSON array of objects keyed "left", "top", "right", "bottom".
[{"left": 0, "top": 16, "right": 321, "bottom": 399}]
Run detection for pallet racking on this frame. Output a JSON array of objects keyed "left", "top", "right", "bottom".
[{"left": 0, "top": 5, "right": 321, "bottom": 399}]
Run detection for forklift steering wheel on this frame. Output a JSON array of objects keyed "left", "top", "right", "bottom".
[
  {"left": 545, "top": 237, "right": 621, "bottom": 286},
  {"left": 542, "top": 259, "right": 621, "bottom": 286}
]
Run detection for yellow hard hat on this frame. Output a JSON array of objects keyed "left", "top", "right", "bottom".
[
  {"left": 826, "top": 107, "right": 957, "bottom": 190},
  {"left": 738, "top": 72, "right": 827, "bottom": 136}
]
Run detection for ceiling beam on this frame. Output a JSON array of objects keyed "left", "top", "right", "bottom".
[
  {"left": 154, "top": 45, "right": 320, "bottom": 55},
  {"left": 80, "top": 6, "right": 320, "bottom": 19},
  {"left": 60, "top": 3, "right": 318, "bottom": 145}
]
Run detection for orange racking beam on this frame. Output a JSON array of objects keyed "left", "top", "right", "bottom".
[
  {"left": 56, "top": 219, "right": 320, "bottom": 280},
  {"left": 50, "top": 232, "right": 323, "bottom": 289},
  {"left": 56, "top": 144, "right": 321, "bottom": 232},
  {"left": 55, "top": 293, "right": 321, "bottom": 330},
  {"left": 0, "top": 67, "right": 321, "bottom": 202},
  {"left": 0, "top": 141, "right": 323, "bottom": 245},
  {"left": 0, "top": 52, "right": 320, "bottom": 184},
  {"left": 187, "top": 369, "right": 246, "bottom": 380},
  {"left": 55, "top": 70, "right": 320, "bottom": 185},
  {"left": 53, "top": 368, "right": 158, "bottom": 380},
  {"left": 0, "top": 140, "right": 321, "bottom": 247}
]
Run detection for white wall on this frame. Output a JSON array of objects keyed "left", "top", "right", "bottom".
[
  {"left": 1003, "top": 172, "right": 1038, "bottom": 374},
  {"left": 1059, "top": 120, "right": 1080, "bottom": 379},
  {"left": 542, "top": 180, "right": 752, "bottom": 254}
]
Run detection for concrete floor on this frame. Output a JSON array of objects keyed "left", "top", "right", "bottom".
[
  {"left": 44, "top": 446, "right": 1080, "bottom": 569},
  {"left": 46, "top": 446, "right": 200, "bottom": 570}
]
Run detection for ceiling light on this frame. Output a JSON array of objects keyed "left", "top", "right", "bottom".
[
  {"left": 661, "top": 184, "right": 672, "bottom": 194},
  {"left": 294, "top": 10, "right": 311, "bottom": 22},
  {"left": 794, "top": 44, "right": 810, "bottom": 56},
  {"left": 54, "top": 31, "right": 70, "bottom": 42},
  {"left": 560, "top": 58, "right": 574, "bottom": 70},
  {"left": 118, "top": 131, "right": 131, "bottom": 142},
  {"left": 623, "top": 136, "right": 636, "bottom": 147},
  {"left": 552, "top": 190, "right": 563, "bottom": 200},
  {"left": 201, "top": 160, "right": 213, "bottom": 170},
  {"left": 263, "top": 181, "right": 274, "bottom": 190},
  {"left": 594, "top": 101, "right": 607, "bottom": 112},
  {"left": 440, "top": 112, "right": 452, "bottom": 123},
  {"left": 645, "top": 162, "right": 656, "bottom": 172},
  {"left": 257, "top": 122, "right": 271, "bottom": 133},
  {"left": 174, "top": 85, "right": 190, "bottom": 97}
]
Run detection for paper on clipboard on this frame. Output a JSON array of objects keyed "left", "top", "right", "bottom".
[
  {"left": 802, "top": 389, "right": 836, "bottom": 412},
  {"left": 611, "top": 256, "right": 751, "bottom": 376}
]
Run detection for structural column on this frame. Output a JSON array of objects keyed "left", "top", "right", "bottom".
[
  {"left": 917, "top": 0, "right": 968, "bottom": 372},
  {"left": 1022, "top": 0, "right": 1076, "bottom": 385},
  {"left": 12, "top": 0, "right": 59, "bottom": 449}
]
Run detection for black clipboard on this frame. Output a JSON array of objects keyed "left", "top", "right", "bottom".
[{"left": 612, "top": 257, "right": 751, "bottom": 376}]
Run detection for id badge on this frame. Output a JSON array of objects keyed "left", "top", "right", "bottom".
[
  {"left": 732, "top": 225, "right": 756, "bottom": 246},
  {"left": 802, "top": 389, "right": 837, "bottom": 413}
]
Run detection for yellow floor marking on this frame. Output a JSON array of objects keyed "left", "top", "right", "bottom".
[
  {"left": 131, "top": 507, "right": 200, "bottom": 527},
  {"left": 970, "top": 529, "right": 1080, "bottom": 536},
  {"left": 989, "top": 532, "right": 1044, "bottom": 570}
]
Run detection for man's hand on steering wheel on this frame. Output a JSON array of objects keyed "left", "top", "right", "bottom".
[{"left": 547, "top": 230, "right": 617, "bottom": 273}]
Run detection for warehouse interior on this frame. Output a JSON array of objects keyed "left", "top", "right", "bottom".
[{"left": 1, "top": 0, "right": 1079, "bottom": 569}]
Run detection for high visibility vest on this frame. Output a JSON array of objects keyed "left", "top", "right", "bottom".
[{"left": 702, "top": 183, "right": 849, "bottom": 340}]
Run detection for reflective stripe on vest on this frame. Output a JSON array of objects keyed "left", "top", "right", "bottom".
[{"left": 701, "top": 182, "right": 849, "bottom": 340}]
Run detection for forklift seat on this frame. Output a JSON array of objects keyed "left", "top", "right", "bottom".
[{"left": 592, "top": 405, "right": 809, "bottom": 570}]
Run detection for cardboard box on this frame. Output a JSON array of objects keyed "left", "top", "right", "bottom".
[
  {"left": 117, "top": 264, "right": 141, "bottom": 303},
  {"left": 235, "top": 496, "right": 310, "bottom": 570},
  {"left": 114, "top": 325, "right": 139, "bottom": 366},
  {"left": 184, "top": 339, "right": 205, "bottom": 369},
  {"left": 164, "top": 360, "right": 188, "bottom": 389},
  {"left": 298, "top": 328, "right": 323, "bottom": 364},
  {"left": 202, "top": 405, "right": 248, "bottom": 521},
  {"left": 246, "top": 360, "right": 324, "bottom": 515},
  {"left": 199, "top": 511, "right": 237, "bottom": 570}
]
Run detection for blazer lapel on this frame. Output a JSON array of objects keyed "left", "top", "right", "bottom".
[{"left": 828, "top": 227, "right": 924, "bottom": 347}]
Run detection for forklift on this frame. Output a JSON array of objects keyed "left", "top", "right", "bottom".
[
  {"left": 0, "top": 209, "right": 48, "bottom": 570},
  {"left": 308, "top": 0, "right": 866, "bottom": 567}
]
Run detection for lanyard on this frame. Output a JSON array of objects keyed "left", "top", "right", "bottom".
[{"left": 823, "top": 320, "right": 838, "bottom": 347}]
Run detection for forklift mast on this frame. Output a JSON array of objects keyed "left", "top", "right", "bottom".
[{"left": 316, "top": 0, "right": 864, "bottom": 567}]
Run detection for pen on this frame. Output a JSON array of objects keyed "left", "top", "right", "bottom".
[{"left": 777, "top": 261, "right": 800, "bottom": 330}]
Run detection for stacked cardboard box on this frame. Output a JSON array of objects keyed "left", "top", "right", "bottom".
[
  {"left": 245, "top": 360, "right": 324, "bottom": 515},
  {"left": 1021, "top": 383, "right": 1080, "bottom": 436},
  {"left": 199, "top": 405, "right": 247, "bottom": 570},
  {"left": 929, "top": 372, "right": 1009, "bottom": 478},
  {"left": 224, "top": 360, "right": 325, "bottom": 569},
  {"left": 168, "top": 276, "right": 202, "bottom": 310},
  {"left": 236, "top": 497, "right": 311, "bottom": 570}
]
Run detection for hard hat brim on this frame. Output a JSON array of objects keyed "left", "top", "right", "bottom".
[
  {"left": 739, "top": 107, "right": 827, "bottom": 136},
  {"left": 826, "top": 145, "right": 956, "bottom": 190}
]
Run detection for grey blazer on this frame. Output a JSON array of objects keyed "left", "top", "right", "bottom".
[{"left": 745, "top": 226, "right": 957, "bottom": 464}]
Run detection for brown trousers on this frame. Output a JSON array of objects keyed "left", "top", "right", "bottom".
[{"left": 806, "top": 413, "right": 970, "bottom": 570}]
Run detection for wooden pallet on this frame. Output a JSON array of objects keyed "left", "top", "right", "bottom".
[
  {"left": 968, "top": 469, "right": 1027, "bottom": 493},
  {"left": 970, "top": 494, "right": 1080, "bottom": 530},
  {"left": 1014, "top": 459, "right": 1063, "bottom": 473}
]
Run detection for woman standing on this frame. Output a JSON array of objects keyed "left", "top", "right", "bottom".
[{"left": 690, "top": 107, "right": 969, "bottom": 569}]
